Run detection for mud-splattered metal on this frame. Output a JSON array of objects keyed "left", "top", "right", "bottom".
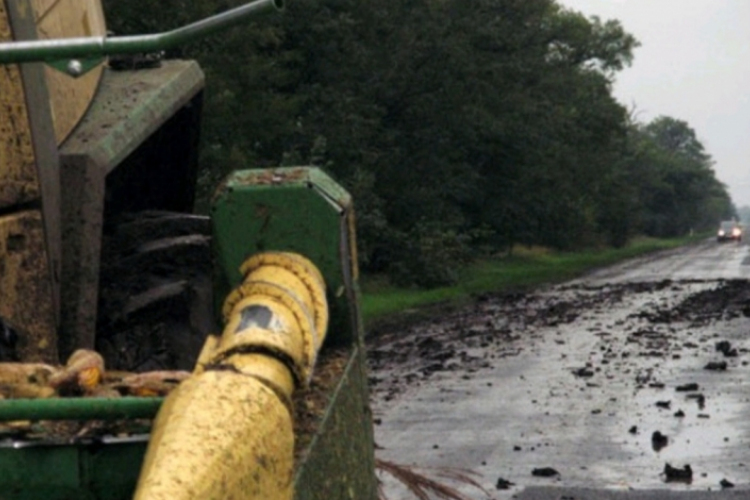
[{"left": 134, "top": 252, "right": 326, "bottom": 500}]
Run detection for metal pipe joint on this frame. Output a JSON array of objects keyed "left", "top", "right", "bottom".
[{"left": 134, "top": 252, "right": 328, "bottom": 500}]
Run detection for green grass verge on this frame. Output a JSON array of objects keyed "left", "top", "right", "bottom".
[{"left": 360, "top": 234, "right": 708, "bottom": 326}]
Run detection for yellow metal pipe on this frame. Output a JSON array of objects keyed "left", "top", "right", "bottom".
[{"left": 134, "top": 252, "right": 328, "bottom": 500}]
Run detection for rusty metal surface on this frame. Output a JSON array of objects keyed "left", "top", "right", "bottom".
[
  {"left": 0, "top": 2, "right": 40, "bottom": 209},
  {"left": 0, "top": 210, "right": 58, "bottom": 362}
]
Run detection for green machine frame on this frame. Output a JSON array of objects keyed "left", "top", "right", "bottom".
[
  {"left": 213, "top": 167, "right": 376, "bottom": 500},
  {"left": 0, "top": 0, "right": 377, "bottom": 496},
  {"left": 0, "top": 168, "right": 377, "bottom": 499}
]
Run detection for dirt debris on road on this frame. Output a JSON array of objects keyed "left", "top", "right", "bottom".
[
  {"left": 368, "top": 277, "right": 750, "bottom": 495},
  {"left": 369, "top": 278, "right": 750, "bottom": 403}
]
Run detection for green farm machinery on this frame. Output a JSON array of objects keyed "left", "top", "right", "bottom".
[{"left": 0, "top": 1, "right": 376, "bottom": 498}]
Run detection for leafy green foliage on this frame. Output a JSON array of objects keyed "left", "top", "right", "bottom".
[
  {"left": 624, "top": 117, "right": 733, "bottom": 237},
  {"left": 361, "top": 234, "right": 706, "bottom": 323},
  {"left": 102, "top": 0, "right": 733, "bottom": 287}
]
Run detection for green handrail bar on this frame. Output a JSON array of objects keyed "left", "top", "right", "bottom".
[
  {"left": 0, "top": 397, "right": 163, "bottom": 421},
  {"left": 0, "top": 0, "right": 283, "bottom": 65}
]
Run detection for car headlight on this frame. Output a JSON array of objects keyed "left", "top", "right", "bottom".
[
  {"left": 718, "top": 230, "right": 726, "bottom": 236},
  {"left": 733, "top": 228, "right": 742, "bottom": 237}
]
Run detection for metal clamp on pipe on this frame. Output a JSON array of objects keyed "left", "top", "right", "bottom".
[{"left": 134, "top": 252, "right": 328, "bottom": 500}]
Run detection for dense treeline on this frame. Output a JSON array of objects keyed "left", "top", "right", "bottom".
[{"left": 104, "top": 0, "right": 734, "bottom": 286}]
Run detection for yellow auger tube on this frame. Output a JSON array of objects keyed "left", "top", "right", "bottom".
[{"left": 134, "top": 252, "right": 328, "bottom": 500}]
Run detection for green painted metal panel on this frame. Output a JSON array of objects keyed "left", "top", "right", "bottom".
[
  {"left": 293, "top": 345, "right": 377, "bottom": 500},
  {"left": 212, "top": 167, "right": 357, "bottom": 345},
  {"left": 0, "top": 446, "right": 82, "bottom": 495},
  {"left": 84, "top": 441, "right": 147, "bottom": 500},
  {"left": 213, "top": 166, "right": 377, "bottom": 498},
  {"left": 0, "top": 440, "right": 146, "bottom": 499}
]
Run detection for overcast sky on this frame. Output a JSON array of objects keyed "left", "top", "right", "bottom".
[{"left": 558, "top": 0, "right": 750, "bottom": 208}]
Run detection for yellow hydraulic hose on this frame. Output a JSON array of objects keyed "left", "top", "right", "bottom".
[{"left": 133, "top": 252, "right": 328, "bottom": 500}]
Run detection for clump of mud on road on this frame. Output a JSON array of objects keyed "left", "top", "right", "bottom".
[
  {"left": 366, "top": 278, "right": 750, "bottom": 403},
  {"left": 629, "top": 278, "right": 750, "bottom": 326}
]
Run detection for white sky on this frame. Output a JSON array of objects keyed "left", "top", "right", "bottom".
[{"left": 558, "top": 0, "right": 750, "bottom": 207}]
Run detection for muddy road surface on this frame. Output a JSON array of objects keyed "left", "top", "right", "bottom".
[{"left": 369, "top": 239, "right": 750, "bottom": 499}]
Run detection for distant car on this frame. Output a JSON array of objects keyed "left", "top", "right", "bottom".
[{"left": 717, "top": 221, "right": 742, "bottom": 242}]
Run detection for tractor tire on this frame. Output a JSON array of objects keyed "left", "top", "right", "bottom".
[{"left": 96, "top": 211, "right": 218, "bottom": 372}]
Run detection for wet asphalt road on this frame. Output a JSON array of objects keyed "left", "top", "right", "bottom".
[
  {"left": 369, "top": 239, "right": 750, "bottom": 499},
  {"left": 572, "top": 239, "right": 750, "bottom": 284}
]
